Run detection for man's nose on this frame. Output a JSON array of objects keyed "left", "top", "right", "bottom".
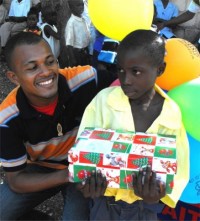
[{"left": 38, "top": 64, "right": 50, "bottom": 75}]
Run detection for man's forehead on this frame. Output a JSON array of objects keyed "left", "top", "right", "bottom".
[
  {"left": 14, "top": 41, "right": 50, "bottom": 52},
  {"left": 12, "top": 42, "right": 52, "bottom": 61}
]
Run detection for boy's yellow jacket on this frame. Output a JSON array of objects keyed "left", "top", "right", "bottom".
[{"left": 78, "top": 85, "right": 189, "bottom": 208}]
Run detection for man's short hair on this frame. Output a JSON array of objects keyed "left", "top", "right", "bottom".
[
  {"left": 117, "top": 29, "right": 166, "bottom": 66},
  {"left": 5, "top": 32, "right": 45, "bottom": 70}
]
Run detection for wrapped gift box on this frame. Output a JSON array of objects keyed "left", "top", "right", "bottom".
[{"left": 68, "top": 128, "right": 177, "bottom": 194}]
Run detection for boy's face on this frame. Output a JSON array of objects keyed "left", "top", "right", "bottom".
[
  {"left": 117, "top": 49, "right": 162, "bottom": 100},
  {"left": 7, "top": 41, "right": 59, "bottom": 106},
  {"left": 27, "top": 14, "right": 38, "bottom": 29},
  {"left": 70, "top": 0, "right": 84, "bottom": 17}
]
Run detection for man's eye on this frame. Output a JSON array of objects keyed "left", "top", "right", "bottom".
[
  {"left": 27, "top": 65, "right": 37, "bottom": 71},
  {"left": 47, "top": 59, "right": 56, "bottom": 65}
]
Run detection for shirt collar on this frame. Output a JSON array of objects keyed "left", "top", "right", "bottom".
[
  {"left": 71, "top": 14, "right": 84, "bottom": 21},
  {"left": 107, "top": 85, "right": 182, "bottom": 130},
  {"left": 15, "top": 0, "right": 24, "bottom": 4}
]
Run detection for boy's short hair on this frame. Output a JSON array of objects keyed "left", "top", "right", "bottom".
[
  {"left": 117, "top": 29, "right": 165, "bottom": 66},
  {"left": 5, "top": 32, "right": 44, "bottom": 70}
]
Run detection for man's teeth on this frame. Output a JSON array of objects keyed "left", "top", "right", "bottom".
[{"left": 39, "top": 79, "right": 53, "bottom": 86}]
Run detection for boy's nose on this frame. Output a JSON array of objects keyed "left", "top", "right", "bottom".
[{"left": 124, "top": 73, "right": 132, "bottom": 85}]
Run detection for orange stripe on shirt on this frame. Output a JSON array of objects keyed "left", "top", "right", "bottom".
[
  {"left": 59, "top": 65, "right": 92, "bottom": 81},
  {"left": 0, "top": 87, "right": 18, "bottom": 110},
  {"left": 26, "top": 136, "right": 76, "bottom": 162}
]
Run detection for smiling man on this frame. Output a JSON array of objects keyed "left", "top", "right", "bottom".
[{"left": 0, "top": 32, "right": 115, "bottom": 220}]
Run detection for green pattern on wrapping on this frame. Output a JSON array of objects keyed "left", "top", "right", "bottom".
[{"left": 84, "top": 152, "right": 101, "bottom": 164}]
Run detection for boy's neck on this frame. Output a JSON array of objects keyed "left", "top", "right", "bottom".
[
  {"left": 130, "top": 88, "right": 156, "bottom": 108},
  {"left": 72, "top": 13, "right": 82, "bottom": 18},
  {"left": 161, "top": 0, "right": 169, "bottom": 5}
]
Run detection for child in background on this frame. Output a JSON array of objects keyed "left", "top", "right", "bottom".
[
  {"left": 24, "top": 7, "right": 41, "bottom": 36},
  {"left": 154, "top": 0, "right": 179, "bottom": 38},
  {"left": 40, "top": 8, "right": 60, "bottom": 59},
  {"left": 0, "top": 0, "right": 7, "bottom": 27},
  {"left": 65, "top": 0, "right": 90, "bottom": 67},
  {"left": 77, "top": 30, "right": 189, "bottom": 220},
  {"left": 34, "top": 1, "right": 43, "bottom": 28}
]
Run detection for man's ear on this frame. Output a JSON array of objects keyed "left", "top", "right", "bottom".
[
  {"left": 157, "top": 62, "right": 166, "bottom": 77},
  {"left": 6, "top": 71, "right": 20, "bottom": 86}
]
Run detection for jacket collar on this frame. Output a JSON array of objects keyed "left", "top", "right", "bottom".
[{"left": 107, "top": 85, "right": 182, "bottom": 130}]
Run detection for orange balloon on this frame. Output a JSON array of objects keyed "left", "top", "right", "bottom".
[{"left": 156, "top": 38, "right": 200, "bottom": 90}]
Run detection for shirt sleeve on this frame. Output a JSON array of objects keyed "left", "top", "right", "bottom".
[
  {"left": 160, "top": 123, "right": 190, "bottom": 208},
  {"left": 188, "top": 0, "right": 200, "bottom": 13},
  {"left": 172, "top": 4, "right": 179, "bottom": 17},
  {"left": 8, "top": 1, "right": 14, "bottom": 16},
  {"left": 0, "top": 121, "right": 27, "bottom": 172},
  {"left": 0, "top": 7, "right": 7, "bottom": 23},
  {"left": 23, "top": 0, "right": 31, "bottom": 17},
  {"left": 0, "top": 94, "right": 27, "bottom": 172}
]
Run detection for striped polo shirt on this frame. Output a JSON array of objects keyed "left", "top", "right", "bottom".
[{"left": 0, "top": 65, "right": 108, "bottom": 172}]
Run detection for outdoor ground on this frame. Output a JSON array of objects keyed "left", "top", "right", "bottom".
[{"left": 0, "top": 61, "right": 63, "bottom": 220}]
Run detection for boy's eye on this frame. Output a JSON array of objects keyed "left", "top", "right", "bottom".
[
  {"left": 132, "top": 69, "right": 141, "bottom": 76},
  {"left": 117, "top": 67, "right": 124, "bottom": 73}
]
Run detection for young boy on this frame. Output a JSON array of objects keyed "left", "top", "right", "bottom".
[
  {"left": 65, "top": 0, "right": 90, "bottom": 67},
  {"left": 0, "top": 32, "right": 115, "bottom": 220},
  {"left": 77, "top": 30, "right": 189, "bottom": 220},
  {"left": 23, "top": 7, "right": 41, "bottom": 35},
  {"left": 40, "top": 8, "right": 60, "bottom": 59}
]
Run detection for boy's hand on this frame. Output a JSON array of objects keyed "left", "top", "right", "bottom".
[
  {"left": 132, "top": 165, "right": 166, "bottom": 204},
  {"left": 76, "top": 170, "right": 107, "bottom": 199}
]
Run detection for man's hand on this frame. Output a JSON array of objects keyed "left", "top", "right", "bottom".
[
  {"left": 76, "top": 170, "right": 107, "bottom": 198},
  {"left": 132, "top": 165, "right": 166, "bottom": 204}
]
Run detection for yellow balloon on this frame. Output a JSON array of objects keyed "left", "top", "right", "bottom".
[
  {"left": 156, "top": 38, "right": 200, "bottom": 90},
  {"left": 88, "top": 0, "right": 154, "bottom": 41}
]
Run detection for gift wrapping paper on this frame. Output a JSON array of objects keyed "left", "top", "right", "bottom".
[{"left": 68, "top": 128, "right": 177, "bottom": 194}]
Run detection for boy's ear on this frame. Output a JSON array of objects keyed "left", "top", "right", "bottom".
[
  {"left": 6, "top": 71, "right": 20, "bottom": 86},
  {"left": 157, "top": 62, "right": 166, "bottom": 77}
]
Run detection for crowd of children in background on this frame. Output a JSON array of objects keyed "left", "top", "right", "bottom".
[{"left": 0, "top": 0, "right": 199, "bottom": 68}]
